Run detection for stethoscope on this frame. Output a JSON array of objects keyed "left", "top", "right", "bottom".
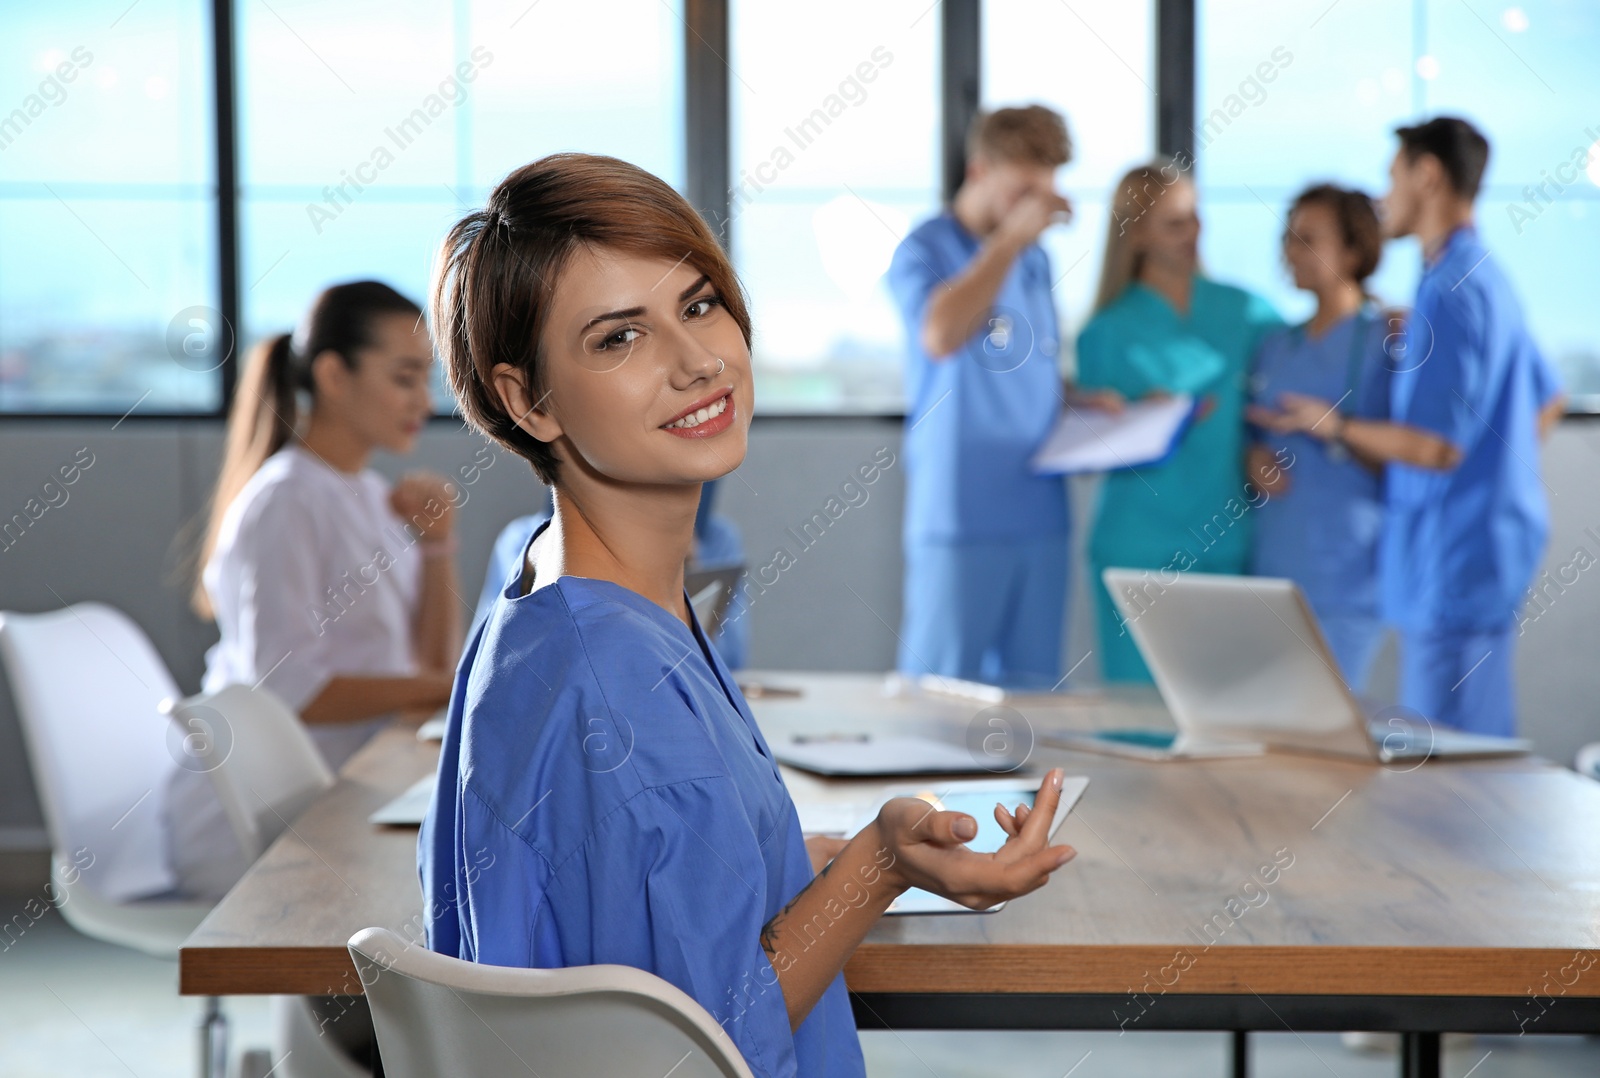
[{"left": 1284, "top": 301, "right": 1375, "bottom": 465}]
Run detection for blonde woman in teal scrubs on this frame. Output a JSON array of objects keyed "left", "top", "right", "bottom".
[{"left": 1076, "top": 162, "right": 1283, "bottom": 682}]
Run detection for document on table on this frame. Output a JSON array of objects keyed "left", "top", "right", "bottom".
[
  {"left": 771, "top": 734, "right": 1024, "bottom": 777},
  {"left": 1030, "top": 393, "right": 1198, "bottom": 475}
]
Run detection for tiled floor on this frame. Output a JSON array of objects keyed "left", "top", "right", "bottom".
[{"left": 2, "top": 907, "right": 1596, "bottom": 1077}]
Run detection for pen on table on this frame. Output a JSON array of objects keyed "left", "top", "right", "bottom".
[{"left": 790, "top": 733, "right": 871, "bottom": 744}]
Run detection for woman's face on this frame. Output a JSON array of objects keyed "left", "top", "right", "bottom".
[
  {"left": 509, "top": 245, "right": 753, "bottom": 487},
  {"left": 1283, "top": 202, "right": 1357, "bottom": 294},
  {"left": 1137, "top": 179, "right": 1200, "bottom": 275},
  {"left": 319, "top": 311, "right": 435, "bottom": 455}
]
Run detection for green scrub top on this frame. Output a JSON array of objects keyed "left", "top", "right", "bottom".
[{"left": 1076, "top": 276, "right": 1283, "bottom": 680}]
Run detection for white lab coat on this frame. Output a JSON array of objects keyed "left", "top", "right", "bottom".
[{"left": 165, "top": 444, "right": 422, "bottom": 899}]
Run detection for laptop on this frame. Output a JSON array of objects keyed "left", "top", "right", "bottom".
[{"left": 1054, "top": 570, "right": 1532, "bottom": 764}]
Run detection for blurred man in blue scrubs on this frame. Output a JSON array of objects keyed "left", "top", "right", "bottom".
[
  {"left": 888, "top": 106, "right": 1117, "bottom": 687},
  {"left": 1254, "top": 118, "right": 1563, "bottom": 735}
]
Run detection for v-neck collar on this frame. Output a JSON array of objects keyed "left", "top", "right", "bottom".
[
  {"left": 1131, "top": 276, "right": 1200, "bottom": 322},
  {"left": 507, "top": 518, "right": 770, "bottom": 762}
]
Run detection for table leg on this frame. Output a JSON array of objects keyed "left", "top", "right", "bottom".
[
  {"left": 1400, "top": 1031, "right": 1440, "bottom": 1078},
  {"left": 1230, "top": 1030, "right": 1249, "bottom": 1078}
]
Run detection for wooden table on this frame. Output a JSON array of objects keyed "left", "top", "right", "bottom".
[{"left": 180, "top": 673, "right": 1600, "bottom": 1078}]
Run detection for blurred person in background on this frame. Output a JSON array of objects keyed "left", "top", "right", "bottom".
[
  {"left": 1077, "top": 161, "right": 1283, "bottom": 682},
  {"left": 889, "top": 104, "right": 1119, "bottom": 689},
  {"left": 1246, "top": 184, "right": 1393, "bottom": 692},
  {"left": 1252, "top": 118, "right": 1563, "bottom": 735}
]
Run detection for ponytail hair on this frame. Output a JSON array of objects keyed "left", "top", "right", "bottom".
[{"left": 189, "top": 280, "right": 422, "bottom": 618}]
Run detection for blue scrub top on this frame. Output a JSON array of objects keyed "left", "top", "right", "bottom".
[
  {"left": 421, "top": 522, "right": 864, "bottom": 1078},
  {"left": 1249, "top": 310, "right": 1391, "bottom": 618},
  {"left": 888, "top": 213, "right": 1069, "bottom": 543},
  {"left": 1077, "top": 278, "right": 1284, "bottom": 570},
  {"left": 1382, "top": 226, "right": 1558, "bottom": 632}
]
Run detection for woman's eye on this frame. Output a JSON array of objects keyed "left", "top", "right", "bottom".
[
  {"left": 685, "top": 296, "right": 722, "bottom": 319},
  {"left": 597, "top": 327, "right": 640, "bottom": 351}
]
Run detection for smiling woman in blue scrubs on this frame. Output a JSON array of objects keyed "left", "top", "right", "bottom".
[
  {"left": 1246, "top": 185, "right": 1392, "bottom": 691},
  {"left": 1076, "top": 162, "right": 1283, "bottom": 682},
  {"left": 419, "top": 153, "right": 1078, "bottom": 1078}
]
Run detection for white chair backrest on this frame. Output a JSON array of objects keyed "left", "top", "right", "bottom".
[
  {"left": 0, "top": 603, "right": 180, "bottom": 902},
  {"left": 348, "top": 927, "right": 755, "bottom": 1078},
  {"left": 163, "top": 684, "right": 334, "bottom": 859}
]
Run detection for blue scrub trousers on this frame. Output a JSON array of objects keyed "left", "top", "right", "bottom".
[
  {"left": 1318, "top": 613, "right": 1386, "bottom": 694},
  {"left": 1398, "top": 625, "right": 1517, "bottom": 737},
  {"left": 899, "top": 538, "right": 1067, "bottom": 686}
]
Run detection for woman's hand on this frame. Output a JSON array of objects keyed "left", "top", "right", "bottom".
[
  {"left": 1253, "top": 392, "right": 1340, "bottom": 439},
  {"left": 803, "top": 835, "right": 849, "bottom": 875},
  {"left": 869, "top": 768, "right": 1077, "bottom": 911},
  {"left": 391, "top": 472, "right": 458, "bottom": 539},
  {"left": 1246, "top": 442, "right": 1292, "bottom": 496}
]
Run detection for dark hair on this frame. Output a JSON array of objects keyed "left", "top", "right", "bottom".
[
  {"left": 190, "top": 280, "right": 421, "bottom": 617},
  {"left": 431, "top": 153, "right": 752, "bottom": 486},
  {"left": 967, "top": 105, "right": 1072, "bottom": 168},
  {"left": 1394, "top": 116, "right": 1491, "bottom": 199},
  {"left": 1285, "top": 183, "right": 1383, "bottom": 283}
]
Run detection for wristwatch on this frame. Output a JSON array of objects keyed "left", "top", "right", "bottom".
[{"left": 1325, "top": 412, "right": 1351, "bottom": 464}]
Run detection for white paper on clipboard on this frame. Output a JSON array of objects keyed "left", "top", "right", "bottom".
[
  {"left": 1030, "top": 394, "right": 1196, "bottom": 475},
  {"left": 846, "top": 776, "right": 1089, "bottom": 914}
]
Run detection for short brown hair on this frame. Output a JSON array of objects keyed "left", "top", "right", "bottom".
[
  {"left": 967, "top": 105, "right": 1072, "bottom": 168},
  {"left": 1395, "top": 116, "right": 1490, "bottom": 200},
  {"left": 1286, "top": 183, "right": 1383, "bottom": 283},
  {"left": 431, "top": 153, "right": 752, "bottom": 485}
]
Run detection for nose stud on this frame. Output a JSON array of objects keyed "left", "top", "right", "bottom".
[{"left": 715, "top": 357, "right": 725, "bottom": 375}]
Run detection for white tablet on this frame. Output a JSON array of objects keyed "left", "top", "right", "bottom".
[{"left": 846, "top": 776, "right": 1089, "bottom": 914}]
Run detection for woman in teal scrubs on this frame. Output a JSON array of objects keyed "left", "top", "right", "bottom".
[
  {"left": 1246, "top": 185, "right": 1391, "bottom": 691},
  {"left": 1076, "top": 162, "right": 1283, "bottom": 682}
]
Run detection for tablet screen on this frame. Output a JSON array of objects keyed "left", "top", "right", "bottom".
[{"left": 869, "top": 777, "right": 1089, "bottom": 915}]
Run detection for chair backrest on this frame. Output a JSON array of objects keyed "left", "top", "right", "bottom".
[
  {"left": 0, "top": 603, "right": 180, "bottom": 902},
  {"left": 348, "top": 927, "right": 755, "bottom": 1078},
  {"left": 162, "top": 684, "right": 335, "bottom": 859}
]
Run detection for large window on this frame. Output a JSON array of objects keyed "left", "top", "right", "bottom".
[
  {"left": 7, "top": 1, "right": 1596, "bottom": 416},
  {"left": 1197, "top": 0, "right": 1600, "bottom": 399},
  {"left": 983, "top": 0, "right": 1156, "bottom": 361},
  {"left": 729, "top": 0, "right": 940, "bottom": 413},
  {"left": 0, "top": 1, "right": 218, "bottom": 413},
  {"left": 238, "top": 0, "right": 684, "bottom": 406}
]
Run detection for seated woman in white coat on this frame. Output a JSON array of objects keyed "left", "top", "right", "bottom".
[{"left": 170, "top": 280, "right": 463, "bottom": 901}]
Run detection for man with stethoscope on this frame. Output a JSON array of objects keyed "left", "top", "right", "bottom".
[{"left": 888, "top": 105, "right": 1118, "bottom": 687}]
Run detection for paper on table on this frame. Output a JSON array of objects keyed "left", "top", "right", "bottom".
[
  {"left": 771, "top": 734, "right": 1022, "bottom": 777},
  {"left": 1030, "top": 393, "right": 1197, "bottom": 475}
]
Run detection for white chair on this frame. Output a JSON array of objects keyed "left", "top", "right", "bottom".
[
  {"left": 0, "top": 603, "right": 222, "bottom": 1075},
  {"left": 162, "top": 684, "right": 334, "bottom": 859},
  {"left": 163, "top": 684, "right": 365, "bottom": 1078},
  {"left": 1575, "top": 741, "right": 1600, "bottom": 779},
  {"left": 348, "top": 927, "right": 756, "bottom": 1078}
]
